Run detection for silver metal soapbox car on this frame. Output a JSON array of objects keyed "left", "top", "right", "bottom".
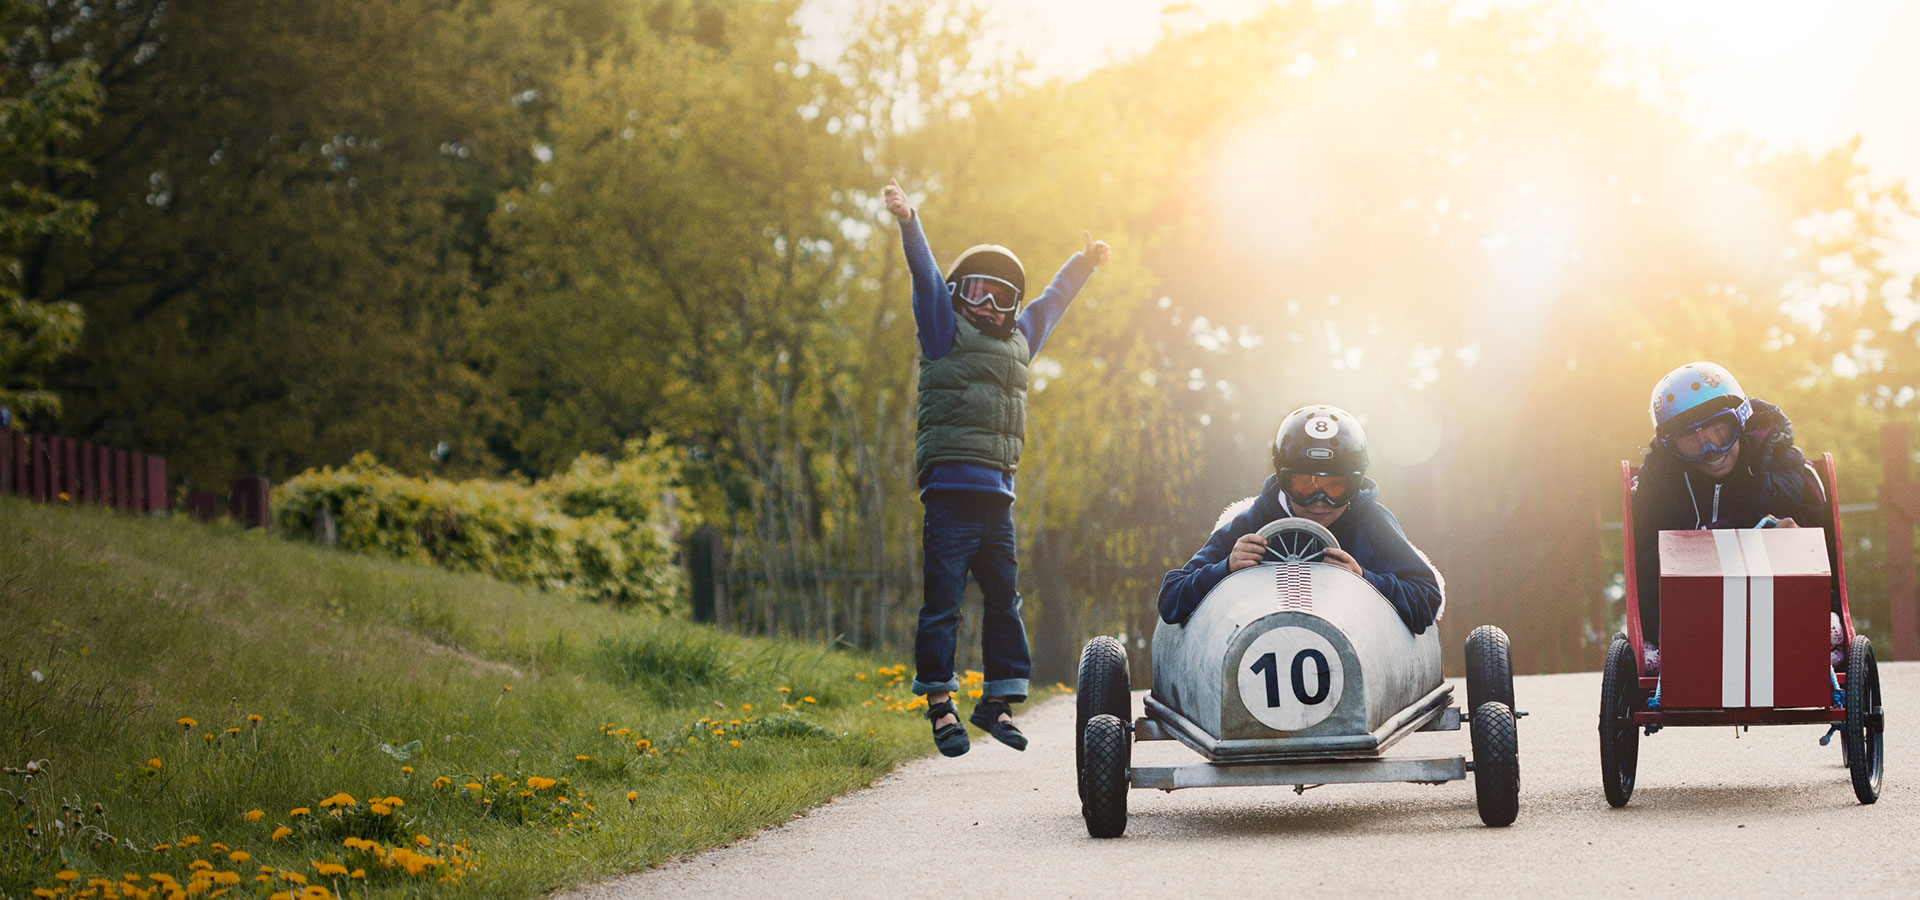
[{"left": 1075, "top": 518, "right": 1521, "bottom": 837}]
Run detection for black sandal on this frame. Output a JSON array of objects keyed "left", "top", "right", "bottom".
[
  {"left": 926, "top": 699, "right": 970, "bottom": 757},
  {"left": 969, "top": 699, "right": 1028, "bottom": 751}
]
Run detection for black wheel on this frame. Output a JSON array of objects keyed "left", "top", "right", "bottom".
[
  {"left": 1844, "top": 634, "right": 1883, "bottom": 804},
  {"left": 1470, "top": 701, "right": 1519, "bottom": 827},
  {"left": 1081, "top": 714, "right": 1130, "bottom": 838},
  {"left": 1465, "top": 624, "right": 1515, "bottom": 714},
  {"left": 1076, "top": 636, "right": 1130, "bottom": 801},
  {"left": 1598, "top": 636, "right": 1640, "bottom": 808}
]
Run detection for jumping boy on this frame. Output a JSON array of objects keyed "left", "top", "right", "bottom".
[
  {"left": 1159, "top": 405, "right": 1445, "bottom": 634},
  {"left": 884, "top": 177, "right": 1111, "bottom": 757}
]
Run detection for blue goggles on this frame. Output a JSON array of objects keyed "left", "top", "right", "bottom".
[{"left": 1662, "top": 409, "right": 1742, "bottom": 462}]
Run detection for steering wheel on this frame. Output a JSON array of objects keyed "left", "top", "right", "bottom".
[{"left": 1256, "top": 517, "right": 1340, "bottom": 564}]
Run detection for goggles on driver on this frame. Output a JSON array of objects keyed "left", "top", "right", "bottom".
[
  {"left": 1663, "top": 410, "right": 1741, "bottom": 462},
  {"left": 948, "top": 274, "right": 1022, "bottom": 313},
  {"left": 1281, "top": 471, "right": 1358, "bottom": 508}
]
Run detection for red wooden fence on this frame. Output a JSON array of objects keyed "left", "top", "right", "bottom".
[{"left": 0, "top": 432, "right": 169, "bottom": 515}]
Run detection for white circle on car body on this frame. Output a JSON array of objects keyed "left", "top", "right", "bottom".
[
  {"left": 1237, "top": 626, "right": 1344, "bottom": 731},
  {"left": 1306, "top": 415, "right": 1339, "bottom": 439}
]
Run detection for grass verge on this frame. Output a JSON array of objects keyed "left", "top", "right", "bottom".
[{"left": 0, "top": 498, "right": 1021, "bottom": 898}]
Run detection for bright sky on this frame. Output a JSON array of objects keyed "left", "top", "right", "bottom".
[{"left": 797, "top": 0, "right": 1920, "bottom": 188}]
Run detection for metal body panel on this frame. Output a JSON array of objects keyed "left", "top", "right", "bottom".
[
  {"left": 1150, "top": 562, "right": 1443, "bottom": 746},
  {"left": 1131, "top": 756, "right": 1466, "bottom": 791}
]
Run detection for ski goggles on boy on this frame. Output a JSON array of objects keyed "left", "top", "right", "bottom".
[
  {"left": 948, "top": 274, "right": 1022, "bottom": 313},
  {"left": 1662, "top": 410, "right": 1741, "bottom": 462},
  {"left": 1280, "top": 471, "right": 1359, "bottom": 507}
]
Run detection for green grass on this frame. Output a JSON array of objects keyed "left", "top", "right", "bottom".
[{"left": 0, "top": 497, "right": 974, "bottom": 898}]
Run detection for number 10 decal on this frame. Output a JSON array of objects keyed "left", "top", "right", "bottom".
[{"left": 1237, "top": 626, "right": 1344, "bottom": 731}]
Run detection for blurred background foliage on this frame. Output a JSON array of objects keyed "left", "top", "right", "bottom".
[{"left": 6, "top": 0, "right": 1916, "bottom": 674}]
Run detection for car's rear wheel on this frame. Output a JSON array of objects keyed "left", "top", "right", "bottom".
[
  {"left": 1082, "top": 714, "right": 1130, "bottom": 838},
  {"left": 1599, "top": 635, "right": 1640, "bottom": 808},
  {"left": 1844, "top": 634, "right": 1883, "bottom": 804},
  {"left": 1076, "top": 636, "right": 1130, "bottom": 801},
  {"left": 1470, "top": 701, "right": 1519, "bottom": 827},
  {"left": 1465, "top": 624, "right": 1515, "bottom": 714}
]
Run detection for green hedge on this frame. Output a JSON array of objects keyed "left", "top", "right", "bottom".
[{"left": 273, "top": 438, "right": 685, "bottom": 610}]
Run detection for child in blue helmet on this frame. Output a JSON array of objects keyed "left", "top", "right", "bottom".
[
  {"left": 1158, "top": 405, "right": 1445, "bottom": 634},
  {"left": 883, "top": 178, "right": 1112, "bottom": 758},
  {"left": 1631, "top": 362, "right": 1833, "bottom": 674}
]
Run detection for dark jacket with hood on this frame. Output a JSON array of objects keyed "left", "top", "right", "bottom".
[
  {"left": 1157, "top": 475, "right": 1445, "bottom": 634},
  {"left": 1630, "top": 398, "right": 1826, "bottom": 644}
]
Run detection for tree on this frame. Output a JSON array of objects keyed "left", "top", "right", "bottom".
[{"left": 0, "top": 0, "right": 101, "bottom": 426}]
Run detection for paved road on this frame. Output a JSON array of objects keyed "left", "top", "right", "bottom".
[{"left": 561, "top": 663, "right": 1917, "bottom": 899}]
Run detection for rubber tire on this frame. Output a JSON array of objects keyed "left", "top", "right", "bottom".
[
  {"left": 1844, "top": 635, "right": 1883, "bottom": 804},
  {"left": 1076, "top": 636, "right": 1130, "bottom": 801},
  {"left": 1081, "top": 714, "right": 1130, "bottom": 838},
  {"left": 1464, "top": 624, "right": 1516, "bottom": 714},
  {"left": 1599, "top": 636, "right": 1640, "bottom": 808},
  {"left": 1470, "top": 701, "right": 1519, "bottom": 827}
]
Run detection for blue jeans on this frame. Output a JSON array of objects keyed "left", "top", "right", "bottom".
[{"left": 912, "top": 491, "right": 1031, "bottom": 702}]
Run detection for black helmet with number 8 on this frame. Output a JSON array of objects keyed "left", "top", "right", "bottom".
[{"left": 1272, "top": 404, "right": 1370, "bottom": 507}]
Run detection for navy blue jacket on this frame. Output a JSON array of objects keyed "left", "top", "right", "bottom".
[
  {"left": 1157, "top": 475, "right": 1445, "bottom": 633},
  {"left": 1630, "top": 398, "right": 1826, "bottom": 643}
]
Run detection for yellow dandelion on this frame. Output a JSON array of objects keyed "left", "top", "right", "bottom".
[
  {"left": 312, "top": 862, "right": 348, "bottom": 877},
  {"left": 189, "top": 859, "right": 213, "bottom": 870},
  {"left": 350, "top": 868, "right": 365, "bottom": 879},
  {"left": 742, "top": 703, "right": 753, "bottom": 711},
  {"left": 213, "top": 871, "right": 242, "bottom": 885},
  {"left": 501, "top": 684, "right": 512, "bottom": 692},
  {"left": 635, "top": 738, "right": 652, "bottom": 751},
  {"left": 56, "top": 871, "right": 80, "bottom": 882},
  {"left": 383, "top": 796, "right": 403, "bottom": 807},
  {"left": 526, "top": 776, "right": 556, "bottom": 790},
  {"left": 32, "top": 888, "right": 56, "bottom": 899},
  {"left": 614, "top": 727, "right": 630, "bottom": 736},
  {"left": 154, "top": 843, "right": 172, "bottom": 851},
  {"left": 400, "top": 766, "right": 413, "bottom": 774},
  {"left": 229, "top": 851, "right": 250, "bottom": 863},
  {"left": 369, "top": 803, "right": 391, "bottom": 815},
  {"left": 711, "top": 728, "right": 725, "bottom": 736},
  {"left": 205, "top": 732, "right": 216, "bottom": 742},
  {"left": 782, "top": 703, "right": 794, "bottom": 711},
  {"left": 272, "top": 826, "right": 293, "bottom": 841},
  {"left": 415, "top": 834, "right": 432, "bottom": 848},
  {"left": 290, "top": 807, "right": 310, "bottom": 817},
  {"left": 318, "top": 792, "right": 355, "bottom": 808},
  {"left": 282, "top": 870, "right": 308, "bottom": 884},
  {"left": 856, "top": 673, "right": 868, "bottom": 680},
  {"left": 248, "top": 714, "right": 263, "bottom": 723},
  {"left": 181, "top": 835, "right": 202, "bottom": 846},
  {"left": 803, "top": 696, "right": 817, "bottom": 704},
  {"left": 463, "top": 781, "right": 482, "bottom": 791},
  {"left": 778, "top": 686, "right": 791, "bottom": 693},
  {"left": 243, "top": 809, "right": 264, "bottom": 822},
  {"left": 272, "top": 893, "right": 295, "bottom": 900},
  {"left": 225, "top": 727, "right": 241, "bottom": 735},
  {"left": 148, "top": 757, "right": 163, "bottom": 768},
  {"left": 729, "top": 740, "right": 742, "bottom": 747},
  {"left": 625, "top": 790, "right": 638, "bottom": 802},
  {"left": 575, "top": 754, "right": 590, "bottom": 761}
]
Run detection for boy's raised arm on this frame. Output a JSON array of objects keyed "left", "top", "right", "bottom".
[{"left": 885, "top": 177, "right": 957, "bottom": 358}]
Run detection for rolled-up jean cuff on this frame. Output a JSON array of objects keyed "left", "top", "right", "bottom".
[
  {"left": 985, "top": 678, "right": 1029, "bottom": 703},
  {"left": 912, "top": 677, "right": 960, "bottom": 696}
]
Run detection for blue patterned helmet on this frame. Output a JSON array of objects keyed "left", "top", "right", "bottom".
[{"left": 1649, "top": 361, "right": 1751, "bottom": 446}]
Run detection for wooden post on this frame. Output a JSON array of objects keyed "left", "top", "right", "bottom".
[
  {"left": 229, "top": 476, "right": 271, "bottom": 528},
  {"left": 146, "top": 455, "right": 168, "bottom": 513},
  {"left": 129, "top": 453, "right": 146, "bottom": 512},
  {"left": 56, "top": 437, "right": 75, "bottom": 501},
  {"left": 312, "top": 503, "right": 338, "bottom": 547},
  {"left": 95, "top": 445, "right": 112, "bottom": 508},
  {"left": 113, "top": 449, "right": 129, "bottom": 512},
  {"left": 31, "top": 434, "right": 49, "bottom": 502},
  {"left": 1883, "top": 424, "right": 1919, "bottom": 661},
  {"left": 687, "top": 525, "right": 726, "bottom": 626},
  {"left": 0, "top": 430, "right": 11, "bottom": 496}
]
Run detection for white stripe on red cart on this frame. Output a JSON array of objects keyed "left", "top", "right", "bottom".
[
  {"left": 1738, "top": 530, "right": 1775, "bottom": 708},
  {"left": 1712, "top": 530, "right": 1747, "bottom": 707}
]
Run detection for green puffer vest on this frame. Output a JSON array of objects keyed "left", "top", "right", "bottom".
[{"left": 915, "top": 317, "right": 1030, "bottom": 483}]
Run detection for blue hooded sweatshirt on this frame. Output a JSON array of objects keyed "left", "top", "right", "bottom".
[{"left": 1157, "top": 474, "right": 1445, "bottom": 633}]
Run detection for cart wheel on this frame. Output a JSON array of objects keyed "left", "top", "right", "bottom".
[
  {"left": 1076, "top": 636, "right": 1130, "bottom": 801},
  {"left": 1470, "top": 701, "right": 1519, "bottom": 827},
  {"left": 1465, "top": 624, "right": 1515, "bottom": 714},
  {"left": 1082, "top": 714, "right": 1130, "bottom": 838},
  {"left": 1598, "top": 635, "right": 1640, "bottom": 808},
  {"left": 1844, "top": 634, "right": 1883, "bottom": 804}
]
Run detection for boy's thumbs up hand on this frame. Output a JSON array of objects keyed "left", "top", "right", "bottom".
[
  {"left": 883, "top": 178, "right": 913, "bottom": 223},
  {"left": 1083, "top": 230, "right": 1111, "bottom": 267}
]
